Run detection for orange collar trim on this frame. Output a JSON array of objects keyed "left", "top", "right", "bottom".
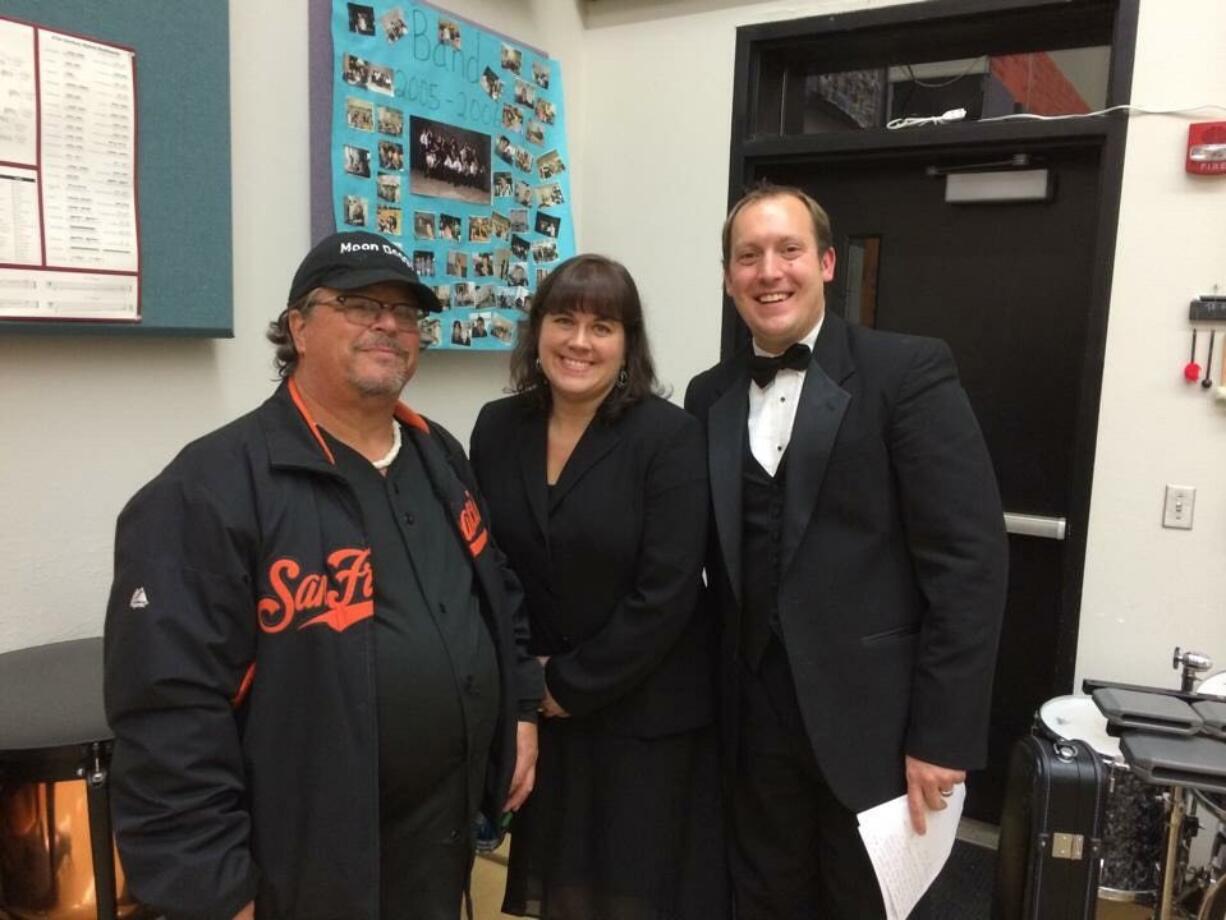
[
  {"left": 287, "top": 378, "right": 429, "bottom": 465},
  {"left": 394, "top": 402, "right": 430, "bottom": 434},
  {"left": 287, "top": 377, "right": 336, "bottom": 465}
]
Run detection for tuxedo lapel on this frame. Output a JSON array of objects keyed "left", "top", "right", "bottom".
[
  {"left": 708, "top": 365, "right": 750, "bottom": 608},
  {"left": 516, "top": 408, "right": 551, "bottom": 552},
  {"left": 549, "top": 414, "right": 621, "bottom": 511},
  {"left": 780, "top": 316, "right": 853, "bottom": 579}
]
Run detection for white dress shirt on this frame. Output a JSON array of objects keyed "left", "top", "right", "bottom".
[{"left": 747, "top": 318, "right": 824, "bottom": 476}]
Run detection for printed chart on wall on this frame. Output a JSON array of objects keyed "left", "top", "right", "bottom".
[
  {"left": 331, "top": 2, "right": 574, "bottom": 350},
  {"left": 0, "top": 16, "right": 140, "bottom": 322}
]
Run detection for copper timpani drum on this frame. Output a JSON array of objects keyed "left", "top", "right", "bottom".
[{"left": 0, "top": 638, "right": 149, "bottom": 919}]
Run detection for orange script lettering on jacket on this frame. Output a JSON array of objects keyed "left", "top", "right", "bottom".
[
  {"left": 458, "top": 493, "right": 488, "bottom": 558},
  {"left": 258, "top": 547, "right": 374, "bottom": 634}
]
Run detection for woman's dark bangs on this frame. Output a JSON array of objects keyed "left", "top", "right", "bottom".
[{"left": 540, "top": 262, "right": 632, "bottom": 325}]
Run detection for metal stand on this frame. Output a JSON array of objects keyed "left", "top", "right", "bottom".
[
  {"left": 82, "top": 741, "right": 118, "bottom": 920},
  {"left": 1088, "top": 648, "right": 1224, "bottom": 920},
  {"left": 1165, "top": 649, "right": 1217, "bottom": 919},
  {"left": 1161, "top": 785, "right": 1187, "bottom": 920}
]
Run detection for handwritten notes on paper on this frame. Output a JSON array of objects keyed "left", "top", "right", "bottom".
[
  {"left": 857, "top": 784, "right": 965, "bottom": 919},
  {"left": 0, "top": 16, "right": 139, "bottom": 322}
]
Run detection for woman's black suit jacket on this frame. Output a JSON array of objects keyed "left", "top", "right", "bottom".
[{"left": 470, "top": 392, "right": 717, "bottom": 738}]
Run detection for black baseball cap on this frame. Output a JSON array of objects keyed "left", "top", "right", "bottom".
[{"left": 287, "top": 231, "right": 442, "bottom": 312}]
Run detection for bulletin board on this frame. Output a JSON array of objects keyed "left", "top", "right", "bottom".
[
  {"left": 309, "top": 0, "right": 575, "bottom": 350},
  {"left": 0, "top": 1, "right": 232, "bottom": 336}
]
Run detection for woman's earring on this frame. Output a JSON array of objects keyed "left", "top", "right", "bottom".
[{"left": 616, "top": 367, "right": 629, "bottom": 388}]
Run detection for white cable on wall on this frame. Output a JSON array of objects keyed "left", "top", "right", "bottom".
[
  {"left": 982, "top": 103, "right": 1226, "bottom": 122},
  {"left": 888, "top": 103, "right": 1226, "bottom": 130}
]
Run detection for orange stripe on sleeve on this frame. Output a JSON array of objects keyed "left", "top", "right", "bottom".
[{"left": 231, "top": 662, "right": 256, "bottom": 708}]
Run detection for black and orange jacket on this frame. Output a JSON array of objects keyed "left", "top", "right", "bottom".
[{"left": 104, "top": 380, "right": 543, "bottom": 920}]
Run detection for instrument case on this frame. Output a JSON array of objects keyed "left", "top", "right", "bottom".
[{"left": 993, "top": 735, "right": 1108, "bottom": 920}]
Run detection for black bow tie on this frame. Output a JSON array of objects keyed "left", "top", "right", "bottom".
[{"left": 749, "top": 342, "right": 811, "bottom": 388}]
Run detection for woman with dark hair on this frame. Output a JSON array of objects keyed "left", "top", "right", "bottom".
[{"left": 470, "top": 254, "right": 726, "bottom": 919}]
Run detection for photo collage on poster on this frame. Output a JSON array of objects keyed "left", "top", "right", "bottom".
[{"left": 332, "top": 3, "right": 575, "bottom": 350}]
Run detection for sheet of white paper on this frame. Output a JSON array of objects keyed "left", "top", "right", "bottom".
[
  {"left": 0, "top": 19, "right": 37, "bottom": 166},
  {"left": 39, "top": 28, "right": 139, "bottom": 274},
  {"left": 857, "top": 784, "right": 965, "bottom": 920},
  {"left": 0, "top": 17, "right": 139, "bottom": 320}
]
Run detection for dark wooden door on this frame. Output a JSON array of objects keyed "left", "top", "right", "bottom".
[{"left": 769, "top": 141, "right": 1102, "bottom": 820}]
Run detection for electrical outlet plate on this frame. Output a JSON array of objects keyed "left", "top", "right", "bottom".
[{"left": 1163, "top": 485, "right": 1196, "bottom": 530}]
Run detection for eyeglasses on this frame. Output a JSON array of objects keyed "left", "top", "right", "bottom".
[{"left": 315, "top": 294, "right": 424, "bottom": 331}]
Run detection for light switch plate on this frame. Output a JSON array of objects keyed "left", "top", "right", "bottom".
[{"left": 1163, "top": 485, "right": 1196, "bottom": 530}]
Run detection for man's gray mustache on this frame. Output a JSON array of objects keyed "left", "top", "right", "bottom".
[{"left": 357, "top": 337, "right": 408, "bottom": 355}]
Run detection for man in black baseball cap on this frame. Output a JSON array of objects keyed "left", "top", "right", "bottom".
[
  {"left": 105, "top": 229, "right": 543, "bottom": 919},
  {"left": 267, "top": 230, "right": 442, "bottom": 398},
  {"left": 286, "top": 229, "right": 442, "bottom": 311}
]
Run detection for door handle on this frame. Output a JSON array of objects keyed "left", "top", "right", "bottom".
[{"left": 1003, "top": 512, "right": 1067, "bottom": 541}]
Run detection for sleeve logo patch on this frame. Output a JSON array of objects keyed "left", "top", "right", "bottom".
[{"left": 129, "top": 587, "right": 149, "bottom": 609}]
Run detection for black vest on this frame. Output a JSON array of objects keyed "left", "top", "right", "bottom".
[{"left": 741, "top": 439, "right": 788, "bottom": 670}]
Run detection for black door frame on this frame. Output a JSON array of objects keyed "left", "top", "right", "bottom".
[{"left": 724, "top": 0, "right": 1139, "bottom": 699}]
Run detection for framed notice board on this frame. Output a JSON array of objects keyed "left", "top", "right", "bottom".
[{"left": 0, "top": 0, "right": 232, "bottom": 336}]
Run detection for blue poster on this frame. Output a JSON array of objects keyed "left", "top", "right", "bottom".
[{"left": 331, "top": 2, "right": 575, "bottom": 350}]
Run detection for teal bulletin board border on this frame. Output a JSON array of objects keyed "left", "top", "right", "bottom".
[{"left": 0, "top": 1, "right": 233, "bottom": 336}]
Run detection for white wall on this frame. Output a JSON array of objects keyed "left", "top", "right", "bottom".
[
  {"left": 1074, "top": 0, "right": 1226, "bottom": 688},
  {"left": 4, "top": 0, "right": 1225, "bottom": 696}
]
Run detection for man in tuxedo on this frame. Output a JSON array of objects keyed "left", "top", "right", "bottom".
[{"left": 685, "top": 184, "right": 1008, "bottom": 919}]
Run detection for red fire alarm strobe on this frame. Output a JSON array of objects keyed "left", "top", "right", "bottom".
[{"left": 1187, "top": 122, "right": 1226, "bottom": 175}]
